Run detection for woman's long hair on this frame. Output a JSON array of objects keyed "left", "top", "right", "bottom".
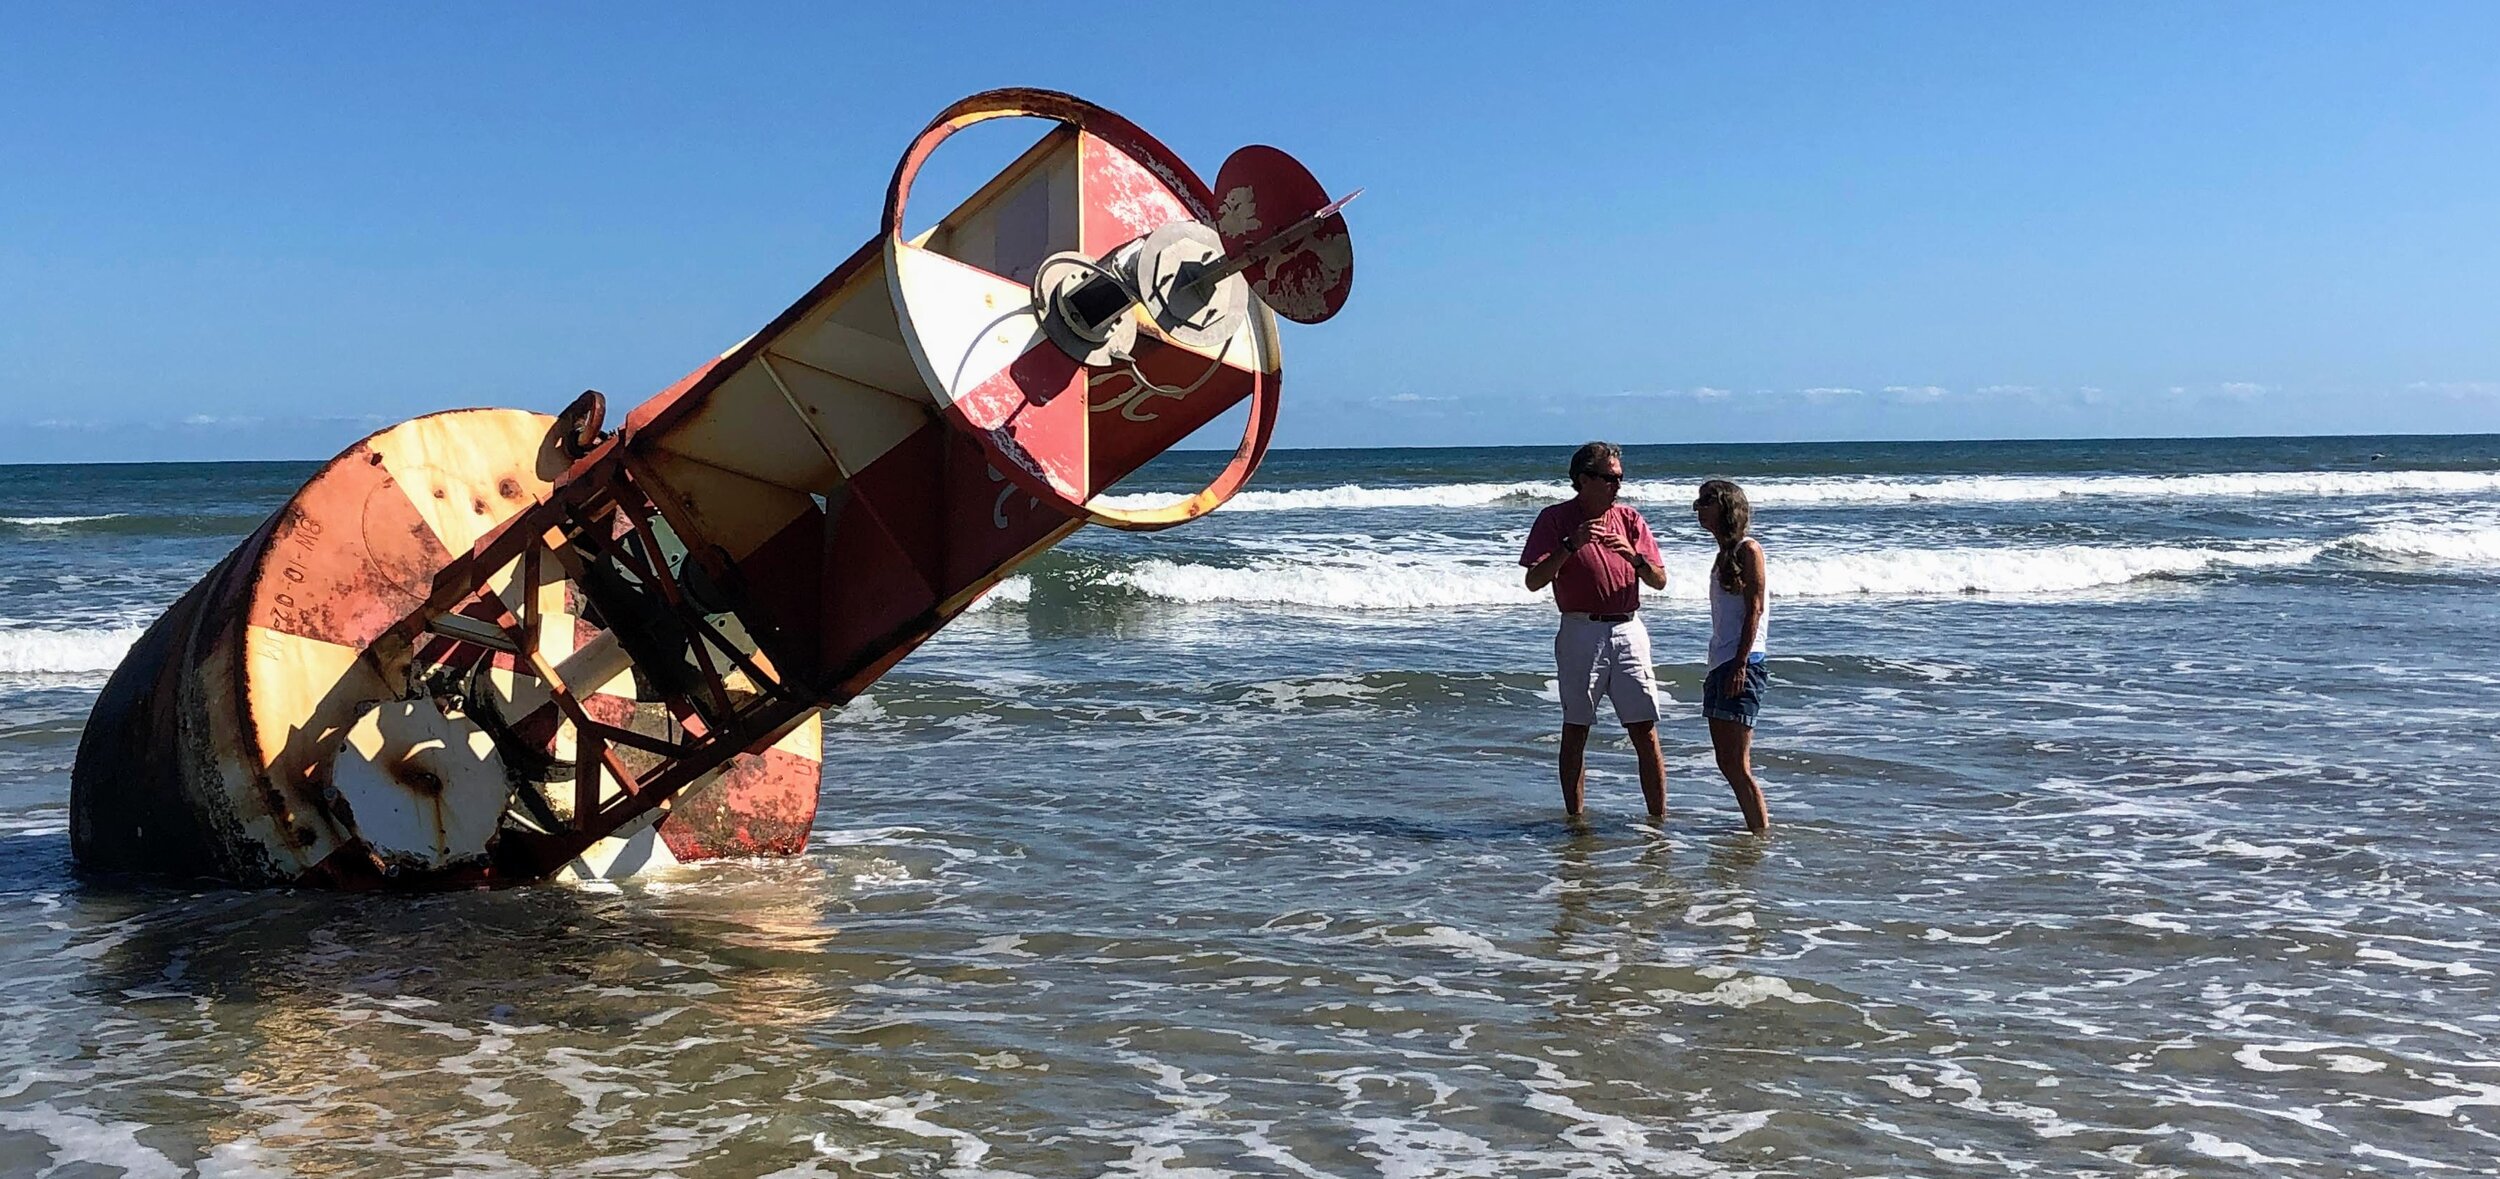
[{"left": 1696, "top": 480, "right": 1753, "bottom": 594}]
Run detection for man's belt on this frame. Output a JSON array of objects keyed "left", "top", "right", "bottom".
[{"left": 1565, "top": 611, "right": 1638, "bottom": 623}]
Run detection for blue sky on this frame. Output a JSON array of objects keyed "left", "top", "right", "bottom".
[{"left": 4, "top": 3, "right": 2498, "bottom": 461}]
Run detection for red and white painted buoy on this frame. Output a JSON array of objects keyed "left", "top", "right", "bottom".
[{"left": 72, "top": 89, "right": 1356, "bottom": 887}]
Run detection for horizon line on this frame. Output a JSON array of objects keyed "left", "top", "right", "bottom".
[{"left": 2, "top": 427, "right": 2494, "bottom": 468}]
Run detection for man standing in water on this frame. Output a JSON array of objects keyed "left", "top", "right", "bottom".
[{"left": 1520, "top": 442, "right": 1669, "bottom": 817}]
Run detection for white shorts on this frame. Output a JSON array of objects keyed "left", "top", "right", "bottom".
[{"left": 1553, "top": 614, "right": 1660, "bottom": 727}]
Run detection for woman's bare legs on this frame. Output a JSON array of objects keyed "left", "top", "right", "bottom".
[{"left": 1708, "top": 716, "right": 1770, "bottom": 833}]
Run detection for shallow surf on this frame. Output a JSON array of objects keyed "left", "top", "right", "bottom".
[{"left": 3, "top": 435, "right": 2497, "bottom": 1174}]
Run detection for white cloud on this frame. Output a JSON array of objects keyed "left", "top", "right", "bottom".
[
  {"left": 2218, "top": 381, "right": 2269, "bottom": 400},
  {"left": 1882, "top": 384, "right": 1949, "bottom": 403},
  {"left": 1601, "top": 386, "right": 1734, "bottom": 402},
  {"left": 1799, "top": 386, "right": 1863, "bottom": 402}
]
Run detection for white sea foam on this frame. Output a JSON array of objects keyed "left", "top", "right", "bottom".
[
  {"left": 1776, "top": 543, "right": 2319, "bottom": 596},
  {"left": 830, "top": 1093, "right": 1011, "bottom": 1177},
  {"left": 1089, "top": 468, "right": 2500, "bottom": 514},
  {"left": 0, "top": 514, "right": 124, "bottom": 527},
  {"left": 1092, "top": 540, "right": 2323, "bottom": 610},
  {"left": 2355, "top": 945, "right": 2490, "bottom": 977},
  {"left": 1090, "top": 481, "right": 1557, "bottom": 514},
  {"left": 1657, "top": 972, "right": 1824, "bottom": 1008},
  {"left": 959, "top": 576, "right": 1031, "bottom": 614},
  {"left": 2183, "top": 1131, "right": 2303, "bottom": 1166},
  {"left": 1743, "top": 469, "right": 2500, "bottom": 507},
  {"left": 0, "top": 627, "right": 145, "bottom": 675},
  {"left": 1112, "top": 555, "right": 1541, "bottom": 610},
  {"left": 0, "top": 1105, "right": 182, "bottom": 1179},
  {"left": 2338, "top": 523, "right": 2500, "bottom": 566}
]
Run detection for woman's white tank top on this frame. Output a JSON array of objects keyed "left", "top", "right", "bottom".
[{"left": 1707, "top": 539, "right": 1767, "bottom": 667}]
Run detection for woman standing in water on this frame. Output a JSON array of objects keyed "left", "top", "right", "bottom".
[{"left": 1695, "top": 480, "right": 1771, "bottom": 833}]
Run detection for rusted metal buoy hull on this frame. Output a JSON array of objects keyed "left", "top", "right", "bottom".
[
  {"left": 72, "top": 542, "right": 265, "bottom": 880},
  {"left": 71, "top": 411, "right": 823, "bottom": 887}
]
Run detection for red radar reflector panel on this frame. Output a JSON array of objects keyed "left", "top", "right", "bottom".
[{"left": 1213, "top": 145, "right": 1356, "bottom": 325}]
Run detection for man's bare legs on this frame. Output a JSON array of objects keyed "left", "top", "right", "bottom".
[
  {"left": 1626, "top": 720, "right": 1666, "bottom": 817},
  {"left": 1558, "top": 723, "right": 1591, "bottom": 815},
  {"left": 1708, "top": 717, "right": 1770, "bottom": 833},
  {"left": 1559, "top": 721, "right": 1666, "bottom": 817}
]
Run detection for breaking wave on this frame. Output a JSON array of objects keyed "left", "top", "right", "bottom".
[
  {"left": 960, "top": 576, "right": 1033, "bottom": 614},
  {"left": 2336, "top": 523, "right": 2500, "bottom": 566},
  {"left": 0, "top": 512, "right": 255, "bottom": 537},
  {"left": 1090, "top": 482, "right": 1557, "bottom": 514},
  {"left": 1741, "top": 469, "right": 2500, "bottom": 507},
  {"left": 0, "top": 514, "right": 124, "bottom": 528},
  {"left": 1771, "top": 542, "right": 2322, "bottom": 598},
  {"left": 1088, "top": 469, "right": 2500, "bottom": 514},
  {"left": 0, "top": 627, "right": 145, "bottom": 675},
  {"left": 993, "top": 540, "right": 2336, "bottom": 612},
  {"left": 1112, "top": 556, "right": 1541, "bottom": 610}
]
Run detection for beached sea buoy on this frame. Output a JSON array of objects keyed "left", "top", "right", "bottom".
[{"left": 70, "top": 88, "right": 1357, "bottom": 887}]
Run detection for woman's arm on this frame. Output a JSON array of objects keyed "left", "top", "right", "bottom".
[{"left": 1731, "top": 540, "right": 1768, "bottom": 685}]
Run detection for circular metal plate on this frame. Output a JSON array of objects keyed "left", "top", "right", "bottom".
[
  {"left": 1134, "top": 221, "right": 1248, "bottom": 353},
  {"left": 333, "top": 697, "right": 511, "bottom": 872},
  {"left": 1213, "top": 145, "right": 1355, "bottom": 325}
]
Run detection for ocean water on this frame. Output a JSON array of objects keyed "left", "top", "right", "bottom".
[{"left": 3, "top": 434, "right": 2498, "bottom": 1176}]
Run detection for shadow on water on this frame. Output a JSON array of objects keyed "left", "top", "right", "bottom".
[
  {"left": 1544, "top": 819, "right": 1782, "bottom": 950},
  {"left": 58, "top": 858, "right": 872, "bottom": 1039},
  {"left": 1705, "top": 829, "right": 1771, "bottom": 879},
  {"left": 0, "top": 830, "right": 74, "bottom": 894},
  {"left": 1549, "top": 820, "right": 1690, "bottom": 942}
]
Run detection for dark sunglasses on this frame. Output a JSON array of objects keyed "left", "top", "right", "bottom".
[{"left": 1578, "top": 471, "right": 1623, "bottom": 484}]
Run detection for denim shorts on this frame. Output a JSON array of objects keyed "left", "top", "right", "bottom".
[{"left": 1702, "top": 656, "right": 1767, "bottom": 727}]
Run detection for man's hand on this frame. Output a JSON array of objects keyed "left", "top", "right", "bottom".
[
  {"left": 1574, "top": 519, "right": 1634, "bottom": 557},
  {"left": 1599, "top": 528, "right": 1638, "bottom": 561},
  {"left": 1727, "top": 664, "right": 1749, "bottom": 695}
]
